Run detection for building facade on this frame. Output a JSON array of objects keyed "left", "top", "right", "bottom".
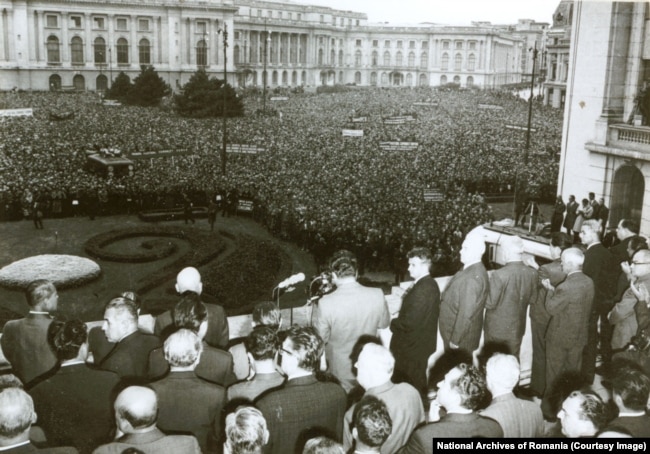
[
  {"left": 558, "top": 1, "right": 650, "bottom": 233},
  {"left": 543, "top": 0, "right": 572, "bottom": 108},
  {"left": 0, "top": 0, "right": 544, "bottom": 91}
]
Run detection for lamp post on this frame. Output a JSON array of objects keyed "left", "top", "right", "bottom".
[
  {"left": 108, "top": 47, "right": 113, "bottom": 88},
  {"left": 262, "top": 18, "right": 270, "bottom": 113},
  {"left": 219, "top": 24, "right": 228, "bottom": 175}
]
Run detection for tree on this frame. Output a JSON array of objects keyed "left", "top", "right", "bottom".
[
  {"left": 106, "top": 72, "right": 132, "bottom": 101},
  {"left": 175, "top": 69, "right": 244, "bottom": 118},
  {"left": 128, "top": 66, "right": 171, "bottom": 107}
]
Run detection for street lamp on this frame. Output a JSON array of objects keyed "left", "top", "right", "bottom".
[
  {"left": 263, "top": 18, "right": 270, "bottom": 113},
  {"left": 218, "top": 24, "right": 228, "bottom": 175}
]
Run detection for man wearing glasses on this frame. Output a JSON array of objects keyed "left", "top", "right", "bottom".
[{"left": 255, "top": 326, "right": 346, "bottom": 454}]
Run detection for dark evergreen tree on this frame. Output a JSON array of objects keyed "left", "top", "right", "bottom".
[
  {"left": 106, "top": 72, "right": 132, "bottom": 101},
  {"left": 127, "top": 66, "right": 171, "bottom": 107},
  {"left": 175, "top": 69, "right": 244, "bottom": 118}
]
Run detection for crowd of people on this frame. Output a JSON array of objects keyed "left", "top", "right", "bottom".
[{"left": 0, "top": 87, "right": 562, "bottom": 272}]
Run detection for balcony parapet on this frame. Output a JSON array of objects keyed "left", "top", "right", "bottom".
[{"left": 587, "top": 123, "right": 650, "bottom": 161}]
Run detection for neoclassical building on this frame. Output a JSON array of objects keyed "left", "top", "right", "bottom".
[
  {"left": 0, "top": 0, "right": 548, "bottom": 91},
  {"left": 558, "top": 1, "right": 650, "bottom": 233},
  {"left": 542, "top": 0, "right": 572, "bottom": 109}
]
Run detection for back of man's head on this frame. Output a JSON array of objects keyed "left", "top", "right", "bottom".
[
  {"left": 115, "top": 386, "right": 158, "bottom": 432},
  {"left": 285, "top": 326, "right": 323, "bottom": 373},
  {"left": 164, "top": 329, "right": 203, "bottom": 369},
  {"left": 252, "top": 301, "right": 281, "bottom": 329},
  {"left": 245, "top": 326, "right": 279, "bottom": 362},
  {"left": 451, "top": 364, "right": 490, "bottom": 412},
  {"left": 485, "top": 353, "right": 520, "bottom": 396},
  {"left": 302, "top": 436, "right": 345, "bottom": 454},
  {"left": 48, "top": 319, "right": 87, "bottom": 362},
  {"left": 356, "top": 343, "right": 394, "bottom": 390},
  {"left": 620, "top": 219, "right": 640, "bottom": 235},
  {"left": 105, "top": 297, "right": 138, "bottom": 332},
  {"left": 406, "top": 247, "right": 432, "bottom": 263},
  {"left": 173, "top": 293, "right": 207, "bottom": 333},
  {"left": 561, "top": 248, "right": 585, "bottom": 272},
  {"left": 582, "top": 220, "right": 602, "bottom": 243},
  {"left": 352, "top": 395, "right": 392, "bottom": 451},
  {"left": 502, "top": 236, "right": 524, "bottom": 262},
  {"left": 611, "top": 365, "right": 650, "bottom": 412},
  {"left": 176, "top": 267, "right": 202, "bottom": 295},
  {"left": 25, "top": 280, "right": 56, "bottom": 310},
  {"left": 0, "top": 388, "right": 36, "bottom": 441},
  {"left": 330, "top": 251, "right": 358, "bottom": 279},
  {"left": 224, "top": 406, "right": 269, "bottom": 454}
]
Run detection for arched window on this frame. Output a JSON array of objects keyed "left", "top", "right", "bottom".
[
  {"left": 73, "top": 74, "right": 85, "bottom": 90},
  {"left": 408, "top": 52, "right": 415, "bottom": 67},
  {"left": 453, "top": 75, "right": 461, "bottom": 83},
  {"left": 292, "top": 71, "right": 297, "bottom": 85},
  {"left": 383, "top": 51, "right": 390, "bottom": 66},
  {"left": 454, "top": 53, "right": 462, "bottom": 71},
  {"left": 318, "top": 49, "right": 323, "bottom": 65},
  {"left": 355, "top": 71, "right": 361, "bottom": 84},
  {"left": 330, "top": 49, "right": 335, "bottom": 65},
  {"left": 396, "top": 51, "right": 402, "bottom": 66},
  {"left": 49, "top": 74, "right": 62, "bottom": 90},
  {"left": 116, "top": 38, "right": 129, "bottom": 64},
  {"left": 611, "top": 165, "right": 645, "bottom": 227},
  {"left": 372, "top": 51, "right": 378, "bottom": 67},
  {"left": 338, "top": 50, "right": 343, "bottom": 66},
  {"left": 381, "top": 72, "right": 388, "bottom": 84},
  {"left": 419, "top": 73, "right": 428, "bottom": 86},
  {"left": 440, "top": 75, "right": 447, "bottom": 85},
  {"left": 467, "top": 76, "right": 474, "bottom": 87},
  {"left": 301, "top": 70, "right": 306, "bottom": 85},
  {"left": 234, "top": 45, "right": 240, "bottom": 64},
  {"left": 406, "top": 73, "right": 413, "bottom": 85},
  {"left": 355, "top": 50, "right": 362, "bottom": 66},
  {"left": 94, "top": 37, "right": 106, "bottom": 64},
  {"left": 339, "top": 71, "right": 343, "bottom": 83},
  {"left": 70, "top": 37, "right": 83, "bottom": 64},
  {"left": 272, "top": 70, "right": 278, "bottom": 85},
  {"left": 420, "top": 52, "right": 428, "bottom": 68},
  {"left": 282, "top": 70, "right": 288, "bottom": 85},
  {"left": 441, "top": 53, "right": 449, "bottom": 70},
  {"left": 468, "top": 53, "right": 476, "bottom": 71},
  {"left": 139, "top": 38, "right": 151, "bottom": 65},
  {"left": 196, "top": 40, "right": 207, "bottom": 66},
  {"left": 370, "top": 72, "right": 377, "bottom": 86},
  {"left": 96, "top": 74, "right": 108, "bottom": 91},
  {"left": 47, "top": 36, "right": 60, "bottom": 63}
]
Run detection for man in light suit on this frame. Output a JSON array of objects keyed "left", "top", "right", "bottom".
[
  {"left": 255, "top": 326, "right": 346, "bottom": 454},
  {"left": 313, "top": 251, "right": 390, "bottom": 392},
  {"left": 154, "top": 266, "right": 229, "bottom": 348},
  {"left": 93, "top": 386, "right": 201, "bottom": 454},
  {"left": 1, "top": 280, "right": 59, "bottom": 386},
  {"left": 542, "top": 248, "right": 594, "bottom": 419},
  {"left": 484, "top": 235, "right": 538, "bottom": 357},
  {"left": 439, "top": 233, "right": 490, "bottom": 356},
  {"left": 390, "top": 247, "right": 440, "bottom": 396},
  {"left": 480, "top": 354, "right": 543, "bottom": 437}
]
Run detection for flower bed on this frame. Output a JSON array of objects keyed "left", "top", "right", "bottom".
[
  {"left": 85, "top": 226, "right": 186, "bottom": 262},
  {"left": 0, "top": 254, "right": 101, "bottom": 289}
]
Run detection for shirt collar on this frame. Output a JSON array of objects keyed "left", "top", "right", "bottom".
[{"left": 0, "top": 440, "right": 30, "bottom": 451}]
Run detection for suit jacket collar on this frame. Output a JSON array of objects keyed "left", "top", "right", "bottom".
[
  {"left": 165, "top": 370, "right": 198, "bottom": 379},
  {"left": 118, "top": 427, "right": 167, "bottom": 445},
  {"left": 441, "top": 412, "right": 480, "bottom": 422},
  {"left": 286, "top": 374, "right": 317, "bottom": 387},
  {"left": 491, "top": 392, "right": 516, "bottom": 403},
  {"left": 367, "top": 380, "right": 394, "bottom": 395},
  {"left": 25, "top": 313, "right": 52, "bottom": 320}
]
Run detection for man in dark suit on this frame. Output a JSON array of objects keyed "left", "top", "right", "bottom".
[
  {"left": 398, "top": 364, "right": 502, "bottom": 451},
  {"left": 542, "top": 247, "right": 594, "bottom": 419},
  {"left": 154, "top": 267, "right": 229, "bottom": 348},
  {"left": 313, "top": 251, "right": 390, "bottom": 392},
  {"left": 94, "top": 297, "right": 161, "bottom": 380},
  {"left": 29, "top": 320, "right": 120, "bottom": 453},
  {"left": 93, "top": 386, "right": 201, "bottom": 454},
  {"left": 255, "top": 326, "right": 346, "bottom": 454},
  {"left": 563, "top": 195, "right": 578, "bottom": 236},
  {"left": 148, "top": 293, "right": 236, "bottom": 386},
  {"left": 390, "top": 247, "right": 440, "bottom": 396},
  {"left": 440, "top": 233, "right": 490, "bottom": 356},
  {"left": 1, "top": 280, "right": 59, "bottom": 386},
  {"left": 551, "top": 195, "right": 566, "bottom": 233},
  {"left": 579, "top": 220, "right": 617, "bottom": 380},
  {"left": 150, "top": 329, "right": 226, "bottom": 453},
  {"left": 484, "top": 235, "right": 538, "bottom": 357},
  {"left": 602, "top": 364, "right": 650, "bottom": 437},
  {"left": 597, "top": 197, "right": 609, "bottom": 228},
  {"left": 610, "top": 219, "right": 640, "bottom": 300}
]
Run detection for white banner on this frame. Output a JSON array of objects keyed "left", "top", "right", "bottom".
[
  {"left": 342, "top": 129, "right": 364, "bottom": 137},
  {"left": 0, "top": 108, "right": 33, "bottom": 117}
]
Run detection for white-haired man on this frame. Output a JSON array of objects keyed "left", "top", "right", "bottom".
[
  {"left": 223, "top": 406, "right": 269, "bottom": 454},
  {"left": 150, "top": 329, "right": 226, "bottom": 453},
  {"left": 154, "top": 266, "right": 229, "bottom": 348},
  {"left": 480, "top": 353, "right": 543, "bottom": 437}
]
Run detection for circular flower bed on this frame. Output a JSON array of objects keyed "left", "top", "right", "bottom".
[{"left": 0, "top": 254, "right": 101, "bottom": 290}]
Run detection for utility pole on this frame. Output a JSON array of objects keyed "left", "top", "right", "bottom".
[
  {"left": 263, "top": 17, "right": 269, "bottom": 113},
  {"left": 219, "top": 24, "right": 228, "bottom": 175}
]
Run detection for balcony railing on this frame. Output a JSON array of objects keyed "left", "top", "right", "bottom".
[{"left": 609, "top": 124, "right": 650, "bottom": 152}]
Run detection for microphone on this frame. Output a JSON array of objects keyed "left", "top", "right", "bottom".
[{"left": 278, "top": 273, "right": 306, "bottom": 289}]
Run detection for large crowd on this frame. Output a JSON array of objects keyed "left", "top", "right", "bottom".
[{"left": 0, "top": 86, "right": 562, "bottom": 271}]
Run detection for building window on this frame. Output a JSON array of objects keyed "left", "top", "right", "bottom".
[
  {"left": 94, "top": 37, "right": 106, "bottom": 63},
  {"left": 469, "top": 41, "right": 476, "bottom": 50},
  {"left": 356, "top": 20, "right": 359, "bottom": 26},
  {"left": 356, "top": 39, "right": 362, "bottom": 47},
  {"left": 116, "top": 38, "right": 129, "bottom": 64},
  {"left": 422, "top": 41, "right": 428, "bottom": 49},
  {"left": 46, "top": 15, "right": 59, "bottom": 28},
  {"left": 355, "top": 50, "right": 362, "bottom": 66},
  {"left": 372, "top": 51, "right": 378, "bottom": 66},
  {"left": 139, "top": 38, "right": 150, "bottom": 64},
  {"left": 139, "top": 19, "right": 150, "bottom": 31},
  {"left": 370, "top": 72, "right": 377, "bottom": 85},
  {"left": 278, "top": 12, "right": 282, "bottom": 19},
  {"left": 384, "top": 40, "right": 390, "bottom": 48},
  {"left": 47, "top": 35, "right": 60, "bottom": 63},
  {"left": 455, "top": 41, "right": 463, "bottom": 49},
  {"left": 234, "top": 31, "right": 240, "bottom": 40},
  {"left": 442, "top": 41, "right": 449, "bottom": 50},
  {"left": 372, "top": 40, "right": 378, "bottom": 47},
  {"left": 420, "top": 52, "right": 428, "bottom": 68},
  {"left": 320, "top": 15, "right": 324, "bottom": 23},
  {"left": 71, "top": 36, "right": 84, "bottom": 64},
  {"left": 268, "top": 11, "right": 273, "bottom": 19},
  {"left": 441, "top": 52, "right": 449, "bottom": 70},
  {"left": 197, "top": 21, "right": 207, "bottom": 34},
  {"left": 397, "top": 40, "right": 402, "bottom": 49},
  {"left": 409, "top": 40, "right": 415, "bottom": 49},
  {"left": 116, "top": 18, "right": 128, "bottom": 31},
  {"left": 454, "top": 53, "right": 462, "bottom": 71},
  {"left": 339, "top": 50, "right": 343, "bottom": 66},
  {"left": 257, "top": 10, "right": 262, "bottom": 17},
  {"left": 396, "top": 51, "right": 402, "bottom": 66},
  {"left": 340, "top": 17, "right": 344, "bottom": 26},
  {"left": 93, "top": 17, "right": 105, "bottom": 30},
  {"left": 196, "top": 40, "right": 207, "bottom": 66},
  {"left": 408, "top": 51, "right": 415, "bottom": 67},
  {"left": 383, "top": 51, "right": 390, "bottom": 66},
  {"left": 468, "top": 53, "right": 475, "bottom": 71},
  {"left": 332, "top": 16, "right": 336, "bottom": 25},
  {"left": 70, "top": 16, "right": 82, "bottom": 29},
  {"left": 319, "top": 37, "right": 324, "bottom": 45},
  {"left": 297, "top": 13, "right": 301, "bottom": 20}
]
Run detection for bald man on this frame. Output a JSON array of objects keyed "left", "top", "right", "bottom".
[
  {"left": 92, "top": 386, "right": 201, "bottom": 454},
  {"left": 154, "top": 267, "right": 229, "bottom": 348}
]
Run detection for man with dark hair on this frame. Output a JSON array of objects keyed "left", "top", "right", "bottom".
[
  {"left": 313, "top": 251, "right": 390, "bottom": 392},
  {"left": 390, "top": 247, "right": 440, "bottom": 396},
  {"left": 1, "top": 280, "right": 59, "bottom": 386},
  {"left": 255, "top": 326, "right": 346, "bottom": 454},
  {"left": 399, "top": 364, "right": 502, "bottom": 451},
  {"left": 148, "top": 293, "right": 236, "bottom": 385},
  {"left": 352, "top": 395, "right": 392, "bottom": 454},
  {"left": 564, "top": 195, "right": 579, "bottom": 236},
  {"left": 557, "top": 391, "right": 609, "bottom": 438},
  {"left": 150, "top": 330, "right": 226, "bottom": 452},
  {"left": 94, "top": 297, "right": 161, "bottom": 379},
  {"left": 93, "top": 386, "right": 201, "bottom": 454},
  {"left": 227, "top": 326, "right": 285, "bottom": 402},
  {"left": 602, "top": 364, "right": 650, "bottom": 437}
]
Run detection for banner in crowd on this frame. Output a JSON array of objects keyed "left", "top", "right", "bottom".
[
  {"left": 271, "top": 96, "right": 289, "bottom": 101},
  {"left": 237, "top": 199, "right": 255, "bottom": 212},
  {"left": 49, "top": 111, "right": 75, "bottom": 121},
  {"left": 342, "top": 129, "right": 364, "bottom": 137},
  {"left": 423, "top": 188, "right": 444, "bottom": 202},
  {"left": 478, "top": 104, "right": 504, "bottom": 110},
  {"left": 350, "top": 116, "right": 369, "bottom": 123},
  {"left": 505, "top": 124, "right": 537, "bottom": 132},
  {"left": 383, "top": 114, "right": 416, "bottom": 124},
  {"left": 413, "top": 102, "right": 438, "bottom": 107},
  {"left": 0, "top": 108, "right": 33, "bottom": 117},
  {"left": 379, "top": 141, "right": 419, "bottom": 152},
  {"left": 226, "top": 144, "right": 265, "bottom": 154},
  {"left": 129, "top": 149, "right": 190, "bottom": 159},
  {"left": 103, "top": 100, "right": 122, "bottom": 106}
]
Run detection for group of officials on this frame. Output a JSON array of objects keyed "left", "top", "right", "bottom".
[{"left": 2, "top": 212, "right": 650, "bottom": 453}]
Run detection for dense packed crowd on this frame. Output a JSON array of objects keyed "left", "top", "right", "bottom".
[{"left": 0, "top": 87, "right": 562, "bottom": 271}]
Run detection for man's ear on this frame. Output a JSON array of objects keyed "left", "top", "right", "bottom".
[
  {"left": 352, "top": 427, "right": 358, "bottom": 441},
  {"left": 263, "top": 429, "right": 270, "bottom": 445},
  {"left": 175, "top": 283, "right": 180, "bottom": 294}
]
